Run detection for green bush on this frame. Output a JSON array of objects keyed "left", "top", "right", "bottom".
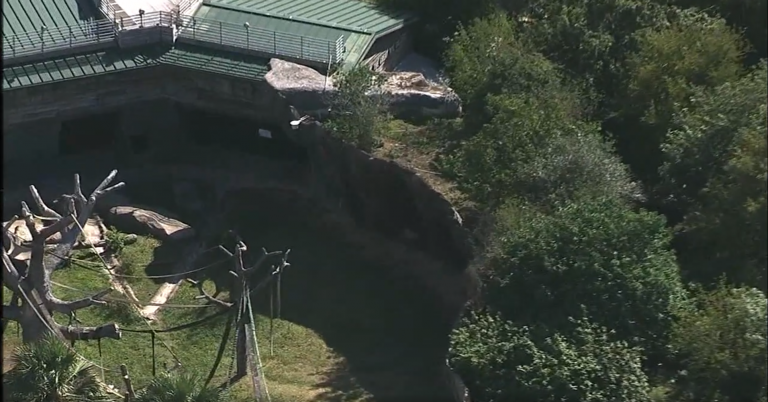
[
  {"left": 482, "top": 197, "right": 686, "bottom": 359},
  {"left": 325, "top": 66, "right": 391, "bottom": 152},
  {"left": 442, "top": 94, "right": 640, "bottom": 208},
  {"left": 669, "top": 284, "right": 768, "bottom": 402},
  {"left": 450, "top": 312, "right": 652, "bottom": 402}
]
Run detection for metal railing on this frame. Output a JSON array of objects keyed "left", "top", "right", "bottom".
[
  {"left": 176, "top": 15, "right": 345, "bottom": 64},
  {"left": 3, "top": 9, "right": 346, "bottom": 66},
  {"left": 2, "top": 19, "right": 117, "bottom": 61},
  {"left": 118, "top": 10, "right": 175, "bottom": 30}
]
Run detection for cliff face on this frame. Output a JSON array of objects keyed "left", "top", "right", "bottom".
[{"left": 290, "top": 120, "right": 473, "bottom": 272}]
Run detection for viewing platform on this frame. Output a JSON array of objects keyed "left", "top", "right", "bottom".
[{"left": 2, "top": 0, "right": 353, "bottom": 69}]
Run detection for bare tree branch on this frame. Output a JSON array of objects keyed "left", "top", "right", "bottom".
[
  {"left": 243, "top": 248, "right": 284, "bottom": 276},
  {"left": 3, "top": 215, "right": 19, "bottom": 250},
  {"left": 28, "top": 185, "right": 62, "bottom": 219},
  {"left": 186, "top": 278, "right": 233, "bottom": 309},
  {"left": 47, "top": 289, "right": 113, "bottom": 315},
  {"left": 3, "top": 172, "right": 126, "bottom": 343},
  {"left": 60, "top": 322, "right": 121, "bottom": 341}
]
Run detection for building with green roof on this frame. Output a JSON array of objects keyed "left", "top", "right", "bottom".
[{"left": 3, "top": 0, "right": 416, "bottom": 163}]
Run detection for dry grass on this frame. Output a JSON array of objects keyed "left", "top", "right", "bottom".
[{"left": 375, "top": 119, "right": 466, "bottom": 205}]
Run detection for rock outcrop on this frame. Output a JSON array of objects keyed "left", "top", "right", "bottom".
[
  {"left": 283, "top": 109, "right": 473, "bottom": 272},
  {"left": 103, "top": 206, "right": 195, "bottom": 242},
  {"left": 265, "top": 58, "right": 462, "bottom": 121}
]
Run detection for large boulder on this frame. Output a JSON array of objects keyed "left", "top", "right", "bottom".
[
  {"left": 104, "top": 206, "right": 195, "bottom": 241},
  {"left": 264, "top": 58, "right": 334, "bottom": 118},
  {"left": 264, "top": 58, "right": 462, "bottom": 120},
  {"left": 378, "top": 72, "right": 462, "bottom": 120}
]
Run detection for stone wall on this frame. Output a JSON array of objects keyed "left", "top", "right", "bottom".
[{"left": 2, "top": 66, "right": 294, "bottom": 129}]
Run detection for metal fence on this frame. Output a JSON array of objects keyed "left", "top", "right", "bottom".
[
  {"left": 2, "top": 19, "right": 117, "bottom": 62},
  {"left": 3, "top": 9, "right": 345, "bottom": 66},
  {"left": 175, "top": 15, "right": 345, "bottom": 64}
]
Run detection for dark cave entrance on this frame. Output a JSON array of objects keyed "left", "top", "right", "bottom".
[
  {"left": 179, "top": 106, "right": 309, "bottom": 164},
  {"left": 58, "top": 112, "right": 119, "bottom": 156}
]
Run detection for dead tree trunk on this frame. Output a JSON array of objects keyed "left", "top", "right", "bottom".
[{"left": 2, "top": 171, "right": 125, "bottom": 343}]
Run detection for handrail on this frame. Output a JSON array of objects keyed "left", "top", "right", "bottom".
[
  {"left": 3, "top": 10, "right": 346, "bottom": 65},
  {"left": 2, "top": 19, "right": 117, "bottom": 62},
  {"left": 176, "top": 14, "right": 345, "bottom": 64},
  {"left": 95, "top": 0, "right": 118, "bottom": 22}
]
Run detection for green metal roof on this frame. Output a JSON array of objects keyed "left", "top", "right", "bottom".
[
  {"left": 2, "top": 44, "right": 269, "bottom": 90},
  {"left": 159, "top": 44, "right": 270, "bottom": 80},
  {"left": 3, "top": 0, "right": 100, "bottom": 38},
  {"left": 194, "top": 3, "right": 350, "bottom": 42},
  {"left": 3, "top": 0, "right": 106, "bottom": 60},
  {"left": 202, "top": 0, "right": 413, "bottom": 35},
  {"left": 191, "top": 0, "right": 414, "bottom": 67}
]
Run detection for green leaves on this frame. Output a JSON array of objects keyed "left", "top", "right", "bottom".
[
  {"left": 450, "top": 312, "right": 652, "bottom": 402},
  {"left": 670, "top": 284, "right": 768, "bottom": 402},
  {"left": 134, "top": 372, "right": 225, "bottom": 402},
  {"left": 661, "top": 63, "right": 767, "bottom": 289},
  {"left": 3, "top": 335, "right": 113, "bottom": 402},
  {"left": 325, "top": 66, "right": 391, "bottom": 152},
  {"left": 483, "top": 197, "right": 685, "bottom": 357},
  {"left": 443, "top": 94, "right": 638, "bottom": 208}
]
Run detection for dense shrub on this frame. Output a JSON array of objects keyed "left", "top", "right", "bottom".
[{"left": 450, "top": 312, "right": 652, "bottom": 402}]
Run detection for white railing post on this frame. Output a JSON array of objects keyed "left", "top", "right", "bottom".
[
  {"left": 219, "top": 21, "right": 223, "bottom": 44},
  {"left": 244, "top": 21, "right": 250, "bottom": 50},
  {"left": 40, "top": 25, "right": 47, "bottom": 52}
]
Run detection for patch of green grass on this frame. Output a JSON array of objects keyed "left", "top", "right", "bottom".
[{"left": 3, "top": 234, "right": 355, "bottom": 401}]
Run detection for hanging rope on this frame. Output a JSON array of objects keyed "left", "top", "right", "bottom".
[
  {"left": 225, "top": 293, "right": 245, "bottom": 389},
  {"left": 269, "top": 267, "right": 283, "bottom": 357},
  {"left": 151, "top": 332, "right": 157, "bottom": 377},
  {"left": 269, "top": 278, "right": 274, "bottom": 357},
  {"left": 246, "top": 286, "right": 270, "bottom": 402},
  {"left": 98, "top": 338, "right": 105, "bottom": 382},
  {"left": 67, "top": 312, "right": 78, "bottom": 348},
  {"left": 204, "top": 307, "right": 236, "bottom": 388}
]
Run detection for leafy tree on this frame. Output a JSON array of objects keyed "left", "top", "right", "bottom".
[
  {"left": 442, "top": 94, "right": 640, "bottom": 208},
  {"left": 444, "top": 13, "right": 585, "bottom": 134},
  {"left": 373, "top": 0, "right": 496, "bottom": 59},
  {"left": 658, "top": 62, "right": 766, "bottom": 210},
  {"left": 326, "top": 66, "right": 391, "bottom": 152},
  {"left": 670, "top": 0, "right": 768, "bottom": 61},
  {"left": 663, "top": 66, "right": 767, "bottom": 289},
  {"left": 134, "top": 372, "right": 225, "bottom": 402},
  {"left": 450, "top": 312, "right": 652, "bottom": 402},
  {"left": 3, "top": 335, "right": 113, "bottom": 402},
  {"left": 515, "top": 0, "right": 672, "bottom": 117},
  {"left": 669, "top": 284, "right": 768, "bottom": 402},
  {"left": 619, "top": 9, "right": 748, "bottom": 184},
  {"left": 481, "top": 197, "right": 686, "bottom": 360}
]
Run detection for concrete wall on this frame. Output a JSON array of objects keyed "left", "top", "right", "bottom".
[
  {"left": 3, "top": 66, "right": 295, "bottom": 129},
  {"left": 363, "top": 29, "right": 412, "bottom": 72},
  {"left": 3, "top": 64, "right": 298, "bottom": 167},
  {"left": 3, "top": 118, "right": 61, "bottom": 164}
]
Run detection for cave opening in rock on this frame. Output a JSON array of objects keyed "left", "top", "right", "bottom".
[
  {"left": 180, "top": 106, "right": 309, "bottom": 164},
  {"left": 58, "top": 112, "right": 119, "bottom": 156}
]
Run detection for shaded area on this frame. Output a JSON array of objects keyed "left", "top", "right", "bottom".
[
  {"left": 222, "top": 189, "right": 463, "bottom": 401},
  {"left": 59, "top": 112, "right": 118, "bottom": 156},
  {"left": 180, "top": 106, "right": 309, "bottom": 164}
]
